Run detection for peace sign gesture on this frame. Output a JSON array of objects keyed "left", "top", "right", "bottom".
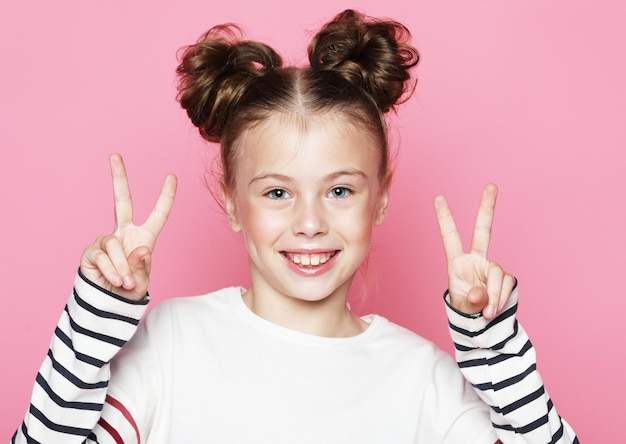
[
  {"left": 80, "top": 154, "right": 178, "bottom": 301},
  {"left": 434, "top": 184, "right": 516, "bottom": 320}
]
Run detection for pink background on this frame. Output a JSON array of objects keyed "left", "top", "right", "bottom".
[{"left": 1, "top": 1, "right": 624, "bottom": 441}]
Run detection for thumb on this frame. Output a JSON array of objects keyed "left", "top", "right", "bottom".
[
  {"left": 467, "top": 286, "right": 490, "bottom": 314},
  {"left": 128, "top": 246, "right": 151, "bottom": 273},
  {"left": 124, "top": 246, "right": 152, "bottom": 297}
]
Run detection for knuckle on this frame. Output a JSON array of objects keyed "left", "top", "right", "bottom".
[
  {"left": 92, "top": 250, "right": 110, "bottom": 267},
  {"left": 88, "top": 235, "right": 105, "bottom": 249},
  {"left": 102, "top": 234, "right": 119, "bottom": 250},
  {"left": 488, "top": 261, "right": 503, "bottom": 274}
]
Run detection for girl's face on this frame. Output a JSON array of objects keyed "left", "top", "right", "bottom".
[{"left": 223, "top": 113, "right": 389, "bottom": 308}]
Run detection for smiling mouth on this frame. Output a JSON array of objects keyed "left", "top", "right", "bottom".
[{"left": 281, "top": 251, "right": 338, "bottom": 266}]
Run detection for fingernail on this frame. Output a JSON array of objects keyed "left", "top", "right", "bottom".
[
  {"left": 123, "top": 275, "right": 134, "bottom": 287},
  {"left": 110, "top": 274, "right": 122, "bottom": 286},
  {"left": 485, "top": 305, "right": 496, "bottom": 318}
]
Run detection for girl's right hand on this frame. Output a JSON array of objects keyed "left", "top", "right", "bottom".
[{"left": 80, "top": 153, "right": 178, "bottom": 301}]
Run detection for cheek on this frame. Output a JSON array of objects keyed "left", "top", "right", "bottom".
[
  {"left": 335, "top": 205, "right": 377, "bottom": 242},
  {"left": 238, "top": 203, "right": 284, "bottom": 242}
]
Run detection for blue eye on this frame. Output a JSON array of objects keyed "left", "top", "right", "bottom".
[
  {"left": 267, "top": 189, "right": 290, "bottom": 199},
  {"left": 328, "top": 187, "right": 351, "bottom": 198}
]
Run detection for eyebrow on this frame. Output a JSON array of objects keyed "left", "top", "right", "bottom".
[{"left": 248, "top": 168, "right": 368, "bottom": 187}]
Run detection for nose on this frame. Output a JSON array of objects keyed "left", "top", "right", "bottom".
[{"left": 292, "top": 196, "right": 328, "bottom": 237}]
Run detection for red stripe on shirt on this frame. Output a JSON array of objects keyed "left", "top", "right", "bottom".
[
  {"left": 98, "top": 418, "right": 123, "bottom": 444},
  {"left": 105, "top": 394, "right": 141, "bottom": 443}
]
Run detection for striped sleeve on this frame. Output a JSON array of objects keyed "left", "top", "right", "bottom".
[
  {"left": 445, "top": 283, "right": 579, "bottom": 443},
  {"left": 12, "top": 270, "right": 149, "bottom": 444}
]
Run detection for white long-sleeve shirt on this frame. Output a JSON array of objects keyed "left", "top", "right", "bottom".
[{"left": 12, "top": 270, "right": 578, "bottom": 443}]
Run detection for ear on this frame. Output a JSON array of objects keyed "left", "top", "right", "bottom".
[
  {"left": 221, "top": 180, "right": 242, "bottom": 232},
  {"left": 374, "top": 172, "right": 392, "bottom": 226}
]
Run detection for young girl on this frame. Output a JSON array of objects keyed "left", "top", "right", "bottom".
[{"left": 13, "top": 9, "right": 578, "bottom": 444}]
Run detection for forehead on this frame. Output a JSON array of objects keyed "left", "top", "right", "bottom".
[{"left": 235, "top": 113, "right": 381, "bottom": 176}]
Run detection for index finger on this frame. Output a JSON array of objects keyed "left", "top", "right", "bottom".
[
  {"left": 142, "top": 173, "right": 178, "bottom": 237},
  {"left": 434, "top": 194, "right": 464, "bottom": 262},
  {"left": 470, "top": 183, "right": 498, "bottom": 257},
  {"left": 110, "top": 153, "right": 133, "bottom": 228}
]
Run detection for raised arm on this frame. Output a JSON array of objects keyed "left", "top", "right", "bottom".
[
  {"left": 434, "top": 184, "right": 578, "bottom": 443},
  {"left": 12, "top": 154, "right": 177, "bottom": 444}
]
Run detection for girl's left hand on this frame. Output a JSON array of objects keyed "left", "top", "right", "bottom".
[{"left": 433, "top": 184, "right": 516, "bottom": 320}]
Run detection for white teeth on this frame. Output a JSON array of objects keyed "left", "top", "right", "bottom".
[{"left": 285, "top": 252, "right": 334, "bottom": 266}]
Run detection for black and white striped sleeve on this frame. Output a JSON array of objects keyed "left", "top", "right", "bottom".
[
  {"left": 12, "top": 270, "right": 149, "bottom": 444},
  {"left": 445, "top": 283, "right": 579, "bottom": 443}
]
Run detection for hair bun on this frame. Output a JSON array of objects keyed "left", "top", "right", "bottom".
[
  {"left": 176, "top": 25, "right": 283, "bottom": 142},
  {"left": 308, "top": 9, "right": 419, "bottom": 113}
]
